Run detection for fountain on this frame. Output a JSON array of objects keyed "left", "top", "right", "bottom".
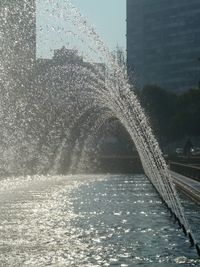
[{"left": 0, "top": 0, "right": 200, "bottom": 258}]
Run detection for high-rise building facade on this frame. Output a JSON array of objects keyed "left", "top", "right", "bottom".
[
  {"left": 0, "top": 0, "right": 36, "bottom": 72},
  {"left": 127, "top": 0, "right": 200, "bottom": 93}
]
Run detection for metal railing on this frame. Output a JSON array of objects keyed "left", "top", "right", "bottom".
[{"left": 169, "top": 161, "right": 200, "bottom": 182}]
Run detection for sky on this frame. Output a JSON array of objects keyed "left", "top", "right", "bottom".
[{"left": 37, "top": 0, "right": 126, "bottom": 59}]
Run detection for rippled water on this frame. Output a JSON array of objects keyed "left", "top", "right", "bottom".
[{"left": 0, "top": 174, "right": 200, "bottom": 266}]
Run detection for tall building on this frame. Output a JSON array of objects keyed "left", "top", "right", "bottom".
[
  {"left": 127, "top": 0, "right": 200, "bottom": 93},
  {"left": 0, "top": 0, "right": 36, "bottom": 72}
]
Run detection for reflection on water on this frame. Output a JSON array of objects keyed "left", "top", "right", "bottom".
[{"left": 0, "top": 174, "right": 199, "bottom": 266}]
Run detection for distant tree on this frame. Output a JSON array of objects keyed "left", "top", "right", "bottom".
[
  {"left": 171, "top": 88, "right": 200, "bottom": 139},
  {"left": 139, "top": 85, "right": 178, "bottom": 144},
  {"left": 113, "top": 45, "right": 126, "bottom": 68},
  {"left": 139, "top": 85, "right": 200, "bottom": 145}
]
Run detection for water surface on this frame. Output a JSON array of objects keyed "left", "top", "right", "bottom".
[{"left": 0, "top": 174, "right": 199, "bottom": 266}]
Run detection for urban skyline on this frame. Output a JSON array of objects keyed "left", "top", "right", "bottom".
[{"left": 127, "top": 0, "right": 200, "bottom": 93}]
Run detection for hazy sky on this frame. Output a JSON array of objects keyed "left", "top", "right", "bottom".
[
  {"left": 37, "top": 0, "right": 126, "bottom": 58},
  {"left": 72, "top": 0, "right": 126, "bottom": 48}
]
